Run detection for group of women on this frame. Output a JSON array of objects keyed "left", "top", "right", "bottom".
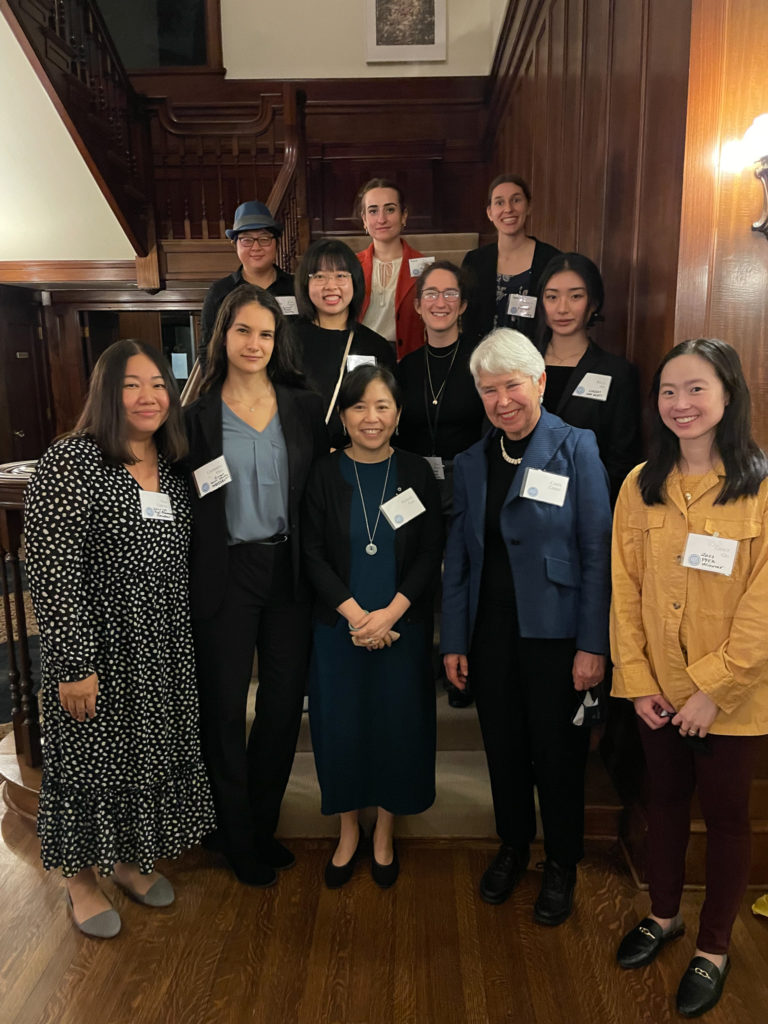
[{"left": 23, "top": 172, "right": 767, "bottom": 1020}]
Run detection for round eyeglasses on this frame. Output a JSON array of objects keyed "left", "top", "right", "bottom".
[{"left": 308, "top": 272, "right": 353, "bottom": 284}]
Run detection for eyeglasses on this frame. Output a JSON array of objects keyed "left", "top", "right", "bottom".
[
  {"left": 421, "top": 288, "right": 461, "bottom": 302},
  {"left": 308, "top": 272, "right": 353, "bottom": 284},
  {"left": 237, "top": 234, "right": 275, "bottom": 248}
]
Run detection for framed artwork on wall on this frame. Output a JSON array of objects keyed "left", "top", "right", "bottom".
[{"left": 365, "top": 0, "right": 447, "bottom": 63}]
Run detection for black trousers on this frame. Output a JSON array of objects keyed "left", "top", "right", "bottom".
[
  {"left": 469, "top": 600, "right": 590, "bottom": 865},
  {"left": 193, "top": 541, "right": 310, "bottom": 865}
]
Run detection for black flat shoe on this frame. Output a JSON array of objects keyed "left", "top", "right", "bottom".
[
  {"left": 533, "top": 860, "right": 576, "bottom": 926},
  {"left": 371, "top": 842, "right": 400, "bottom": 889},
  {"left": 479, "top": 843, "right": 529, "bottom": 905},
  {"left": 324, "top": 826, "right": 363, "bottom": 889},
  {"left": 257, "top": 837, "right": 296, "bottom": 871},
  {"left": 617, "top": 917, "right": 686, "bottom": 969},
  {"left": 230, "top": 858, "right": 278, "bottom": 888},
  {"left": 445, "top": 682, "right": 474, "bottom": 708},
  {"left": 676, "top": 955, "right": 730, "bottom": 1018}
]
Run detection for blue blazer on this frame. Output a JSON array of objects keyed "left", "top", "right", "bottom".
[{"left": 440, "top": 409, "right": 612, "bottom": 656}]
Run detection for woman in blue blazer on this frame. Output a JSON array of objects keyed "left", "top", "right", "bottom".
[{"left": 441, "top": 328, "right": 612, "bottom": 925}]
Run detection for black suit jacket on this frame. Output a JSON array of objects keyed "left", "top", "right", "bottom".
[
  {"left": 461, "top": 237, "right": 561, "bottom": 343},
  {"left": 184, "top": 383, "right": 328, "bottom": 619},
  {"left": 301, "top": 449, "right": 443, "bottom": 627},
  {"left": 545, "top": 341, "right": 641, "bottom": 504}
]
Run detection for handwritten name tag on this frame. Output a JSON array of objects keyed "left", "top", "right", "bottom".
[
  {"left": 507, "top": 293, "right": 537, "bottom": 318},
  {"left": 519, "top": 467, "right": 569, "bottom": 507},
  {"left": 682, "top": 533, "right": 738, "bottom": 576},
  {"left": 139, "top": 490, "right": 174, "bottom": 521},
  {"left": 193, "top": 455, "right": 232, "bottom": 498},
  {"left": 275, "top": 296, "right": 298, "bottom": 316},
  {"left": 573, "top": 372, "right": 612, "bottom": 401},
  {"left": 380, "top": 487, "right": 426, "bottom": 529}
]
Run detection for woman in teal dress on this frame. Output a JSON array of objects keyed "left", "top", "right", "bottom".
[{"left": 302, "top": 365, "right": 442, "bottom": 889}]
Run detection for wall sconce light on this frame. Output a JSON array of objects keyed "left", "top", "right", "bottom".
[{"left": 742, "top": 115, "right": 768, "bottom": 241}]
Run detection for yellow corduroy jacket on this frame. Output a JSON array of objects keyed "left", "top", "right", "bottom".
[{"left": 610, "top": 463, "right": 768, "bottom": 735}]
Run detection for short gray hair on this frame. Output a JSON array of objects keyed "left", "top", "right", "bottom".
[{"left": 469, "top": 328, "right": 545, "bottom": 386}]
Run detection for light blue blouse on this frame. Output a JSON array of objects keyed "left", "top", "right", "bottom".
[{"left": 222, "top": 403, "right": 290, "bottom": 544}]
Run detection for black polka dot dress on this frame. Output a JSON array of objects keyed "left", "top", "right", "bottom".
[{"left": 24, "top": 435, "right": 216, "bottom": 877}]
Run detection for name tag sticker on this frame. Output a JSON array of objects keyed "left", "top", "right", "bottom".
[
  {"left": 409, "top": 256, "right": 435, "bottom": 277},
  {"left": 573, "top": 372, "right": 612, "bottom": 401},
  {"left": 139, "top": 490, "right": 174, "bottom": 521},
  {"left": 380, "top": 487, "right": 426, "bottom": 529},
  {"left": 275, "top": 295, "right": 298, "bottom": 316},
  {"left": 520, "top": 467, "right": 569, "bottom": 507},
  {"left": 682, "top": 533, "right": 738, "bottom": 576},
  {"left": 347, "top": 354, "right": 376, "bottom": 372},
  {"left": 507, "top": 293, "right": 537, "bottom": 318},
  {"left": 424, "top": 456, "right": 445, "bottom": 481},
  {"left": 193, "top": 455, "right": 232, "bottom": 498}
]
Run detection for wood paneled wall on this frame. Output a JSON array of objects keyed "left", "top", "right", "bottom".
[
  {"left": 675, "top": 0, "right": 768, "bottom": 447},
  {"left": 487, "top": 0, "right": 692, "bottom": 399}
]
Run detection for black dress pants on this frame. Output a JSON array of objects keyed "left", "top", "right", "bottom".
[
  {"left": 193, "top": 541, "right": 310, "bottom": 866},
  {"left": 469, "top": 600, "right": 591, "bottom": 865}
]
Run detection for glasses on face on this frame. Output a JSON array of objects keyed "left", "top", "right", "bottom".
[
  {"left": 237, "top": 234, "right": 275, "bottom": 249},
  {"left": 365, "top": 204, "right": 400, "bottom": 218},
  {"left": 421, "top": 288, "right": 461, "bottom": 302},
  {"left": 308, "top": 271, "right": 353, "bottom": 284}
]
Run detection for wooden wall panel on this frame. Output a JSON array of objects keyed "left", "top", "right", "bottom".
[
  {"left": 675, "top": 0, "right": 768, "bottom": 447},
  {"left": 487, "top": 0, "right": 692, "bottom": 377}
]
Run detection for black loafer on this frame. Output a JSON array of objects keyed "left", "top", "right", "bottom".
[
  {"left": 371, "top": 842, "right": 400, "bottom": 889},
  {"left": 445, "top": 682, "right": 474, "bottom": 708},
  {"left": 257, "top": 837, "right": 296, "bottom": 871},
  {"left": 479, "top": 844, "right": 529, "bottom": 904},
  {"left": 533, "top": 860, "right": 576, "bottom": 926},
  {"left": 324, "top": 826, "right": 363, "bottom": 889},
  {"left": 230, "top": 858, "right": 278, "bottom": 888},
  {"left": 676, "top": 956, "right": 730, "bottom": 1018},
  {"left": 617, "top": 917, "right": 685, "bottom": 969}
]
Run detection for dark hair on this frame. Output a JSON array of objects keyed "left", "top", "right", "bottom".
[
  {"left": 337, "top": 364, "right": 402, "bottom": 413},
  {"left": 415, "top": 259, "right": 468, "bottom": 302},
  {"left": 200, "top": 284, "right": 305, "bottom": 393},
  {"left": 73, "top": 339, "right": 187, "bottom": 465},
  {"left": 487, "top": 173, "right": 532, "bottom": 206},
  {"left": 639, "top": 338, "right": 768, "bottom": 505},
  {"left": 533, "top": 252, "right": 605, "bottom": 352},
  {"left": 356, "top": 177, "right": 407, "bottom": 222},
  {"left": 294, "top": 239, "right": 366, "bottom": 324}
]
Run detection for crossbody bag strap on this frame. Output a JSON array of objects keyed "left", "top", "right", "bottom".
[{"left": 325, "top": 328, "right": 355, "bottom": 424}]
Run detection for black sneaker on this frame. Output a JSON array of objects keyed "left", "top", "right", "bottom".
[
  {"left": 533, "top": 860, "right": 576, "bottom": 926},
  {"left": 479, "top": 844, "right": 529, "bottom": 904}
]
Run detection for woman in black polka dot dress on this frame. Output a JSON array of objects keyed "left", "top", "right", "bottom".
[{"left": 24, "top": 339, "right": 216, "bottom": 938}]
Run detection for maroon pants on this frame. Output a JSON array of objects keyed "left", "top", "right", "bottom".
[{"left": 639, "top": 721, "right": 762, "bottom": 954}]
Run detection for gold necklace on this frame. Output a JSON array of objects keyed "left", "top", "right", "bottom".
[
  {"left": 499, "top": 435, "right": 523, "bottom": 465},
  {"left": 425, "top": 341, "right": 459, "bottom": 406}
]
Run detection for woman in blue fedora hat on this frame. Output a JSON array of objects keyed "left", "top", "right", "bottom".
[{"left": 200, "top": 201, "right": 296, "bottom": 369}]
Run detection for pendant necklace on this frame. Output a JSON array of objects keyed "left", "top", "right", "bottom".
[
  {"left": 351, "top": 452, "right": 393, "bottom": 555},
  {"left": 500, "top": 435, "right": 523, "bottom": 465},
  {"left": 425, "top": 340, "right": 460, "bottom": 406}
]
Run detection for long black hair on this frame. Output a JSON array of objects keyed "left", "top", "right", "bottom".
[
  {"left": 73, "top": 339, "right": 187, "bottom": 465},
  {"left": 200, "top": 284, "right": 305, "bottom": 393},
  {"left": 533, "top": 252, "right": 605, "bottom": 353},
  {"left": 639, "top": 338, "right": 768, "bottom": 505}
]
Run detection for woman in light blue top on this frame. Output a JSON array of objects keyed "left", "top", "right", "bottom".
[{"left": 185, "top": 285, "right": 328, "bottom": 887}]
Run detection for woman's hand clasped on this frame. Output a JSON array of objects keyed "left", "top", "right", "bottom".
[
  {"left": 672, "top": 690, "right": 718, "bottom": 739},
  {"left": 351, "top": 608, "right": 399, "bottom": 651},
  {"left": 59, "top": 673, "right": 99, "bottom": 721},
  {"left": 633, "top": 693, "right": 676, "bottom": 730}
]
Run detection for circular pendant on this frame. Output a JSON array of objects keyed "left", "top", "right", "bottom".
[
  {"left": 365, "top": 543, "right": 378, "bottom": 556},
  {"left": 432, "top": 399, "right": 438, "bottom": 406}
]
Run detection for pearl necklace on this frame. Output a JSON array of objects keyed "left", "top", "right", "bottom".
[{"left": 500, "top": 435, "right": 523, "bottom": 465}]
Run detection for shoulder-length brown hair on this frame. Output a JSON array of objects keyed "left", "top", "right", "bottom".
[
  {"left": 200, "top": 284, "right": 305, "bottom": 393},
  {"left": 73, "top": 338, "right": 188, "bottom": 465}
]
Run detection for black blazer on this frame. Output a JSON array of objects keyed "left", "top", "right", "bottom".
[
  {"left": 545, "top": 340, "right": 641, "bottom": 504},
  {"left": 461, "top": 238, "right": 560, "bottom": 343},
  {"left": 301, "top": 449, "right": 443, "bottom": 627},
  {"left": 184, "top": 383, "right": 328, "bottom": 619}
]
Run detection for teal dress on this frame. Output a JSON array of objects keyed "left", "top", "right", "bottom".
[{"left": 308, "top": 456, "right": 436, "bottom": 815}]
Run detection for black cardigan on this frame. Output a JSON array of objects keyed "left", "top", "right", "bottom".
[
  {"left": 461, "top": 238, "right": 560, "bottom": 343},
  {"left": 544, "top": 340, "right": 641, "bottom": 505},
  {"left": 301, "top": 448, "right": 443, "bottom": 627},
  {"left": 184, "top": 383, "right": 328, "bottom": 620}
]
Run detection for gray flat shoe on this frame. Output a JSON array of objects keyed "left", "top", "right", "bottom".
[
  {"left": 115, "top": 872, "right": 175, "bottom": 907},
  {"left": 66, "top": 890, "right": 122, "bottom": 939}
]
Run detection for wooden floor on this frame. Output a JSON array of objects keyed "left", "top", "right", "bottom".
[{"left": 2, "top": 811, "right": 767, "bottom": 1024}]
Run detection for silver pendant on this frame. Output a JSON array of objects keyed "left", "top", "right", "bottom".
[
  {"left": 365, "top": 543, "right": 378, "bottom": 555},
  {"left": 432, "top": 399, "right": 438, "bottom": 406}
]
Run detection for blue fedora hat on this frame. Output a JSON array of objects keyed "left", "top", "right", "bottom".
[{"left": 226, "top": 201, "right": 283, "bottom": 240}]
